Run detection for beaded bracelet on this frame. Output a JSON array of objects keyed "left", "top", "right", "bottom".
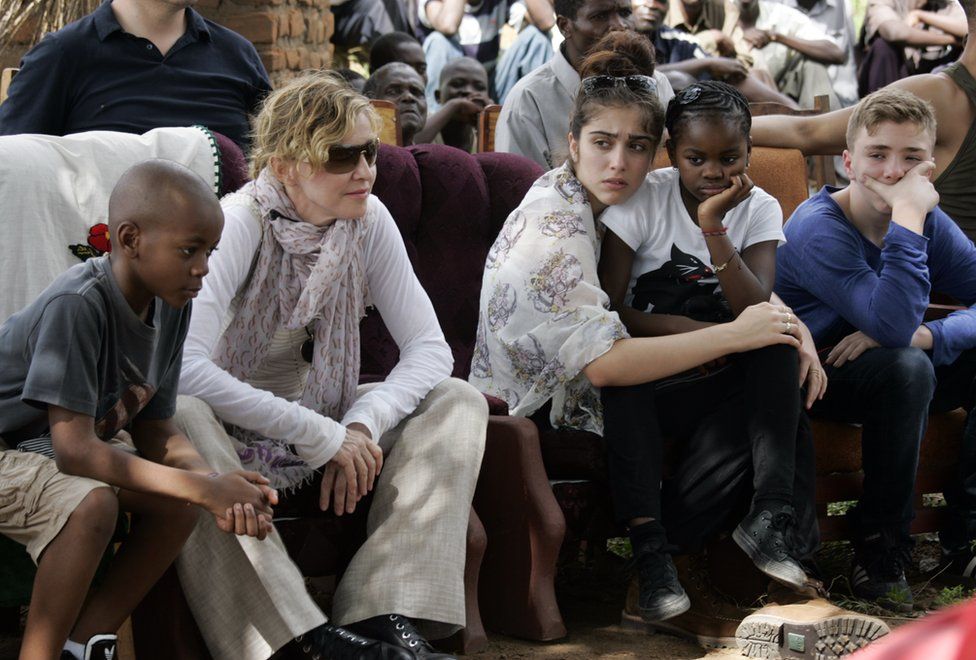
[{"left": 701, "top": 227, "right": 727, "bottom": 237}]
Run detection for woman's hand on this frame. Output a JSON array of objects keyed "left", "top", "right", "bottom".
[
  {"left": 825, "top": 330, "right": 879, "bottom": 368},
  {"left": 796, "top": 317, "right": 827, "bottom": 409},
  {"left": 726, "top": 302, "right": 801, "bottom": 352},
  {"left": 698, "top": 174, "right": 755, "bottom": 230},
  {"left": 206, "top": 471, "right": 277, "bottom": 539},
  {"left": 320, "top": 423, "right": 384, "bottom": 516}
]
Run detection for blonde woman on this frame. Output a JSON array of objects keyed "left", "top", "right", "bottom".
[{"left": 176, "top": 72, "right": 485, "bottom": 660}]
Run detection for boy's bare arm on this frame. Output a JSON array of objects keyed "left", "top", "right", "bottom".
[
  {"left": 49, "top": 405, "right": 276, "bottom": 536},
  {"left": 131, "top": 417, "right": 212, "bottom": 474}
]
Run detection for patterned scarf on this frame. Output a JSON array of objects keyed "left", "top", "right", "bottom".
[{"left": 215, "top": 168, "right": 368, "bottom": 489}]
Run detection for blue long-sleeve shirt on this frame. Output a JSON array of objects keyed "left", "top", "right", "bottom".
[{"left": 775, "top": 187, "right": 976, "bottom": 367}]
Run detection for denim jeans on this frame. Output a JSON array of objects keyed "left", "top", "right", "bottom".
[
  {"left": 600, "top": 345, "right": 819, "bottom": 558},
  {"left": 810, "top": 346, "right": 969, "bottom": 545}
]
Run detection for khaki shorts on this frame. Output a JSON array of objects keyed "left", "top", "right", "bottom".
[{"left": 0, "top": 449, "right": 112, "bottom": 563}]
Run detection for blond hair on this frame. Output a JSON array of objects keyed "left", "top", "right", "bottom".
[
  {"left": 846, "top": 88, "right": 937, "bottom": 150},
  {"left": 249, "top": 71, "right": 381, "bottom": 179}
]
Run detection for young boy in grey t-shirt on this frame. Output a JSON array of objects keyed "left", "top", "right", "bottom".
[{"left": 0, "top": 160, "right": 277, "bottom": 660}]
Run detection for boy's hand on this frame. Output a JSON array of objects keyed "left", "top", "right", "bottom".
[
  {"left": 861, "top": 160, "right": 939, "bottom": 233},
  {"left": 448, "top": 94, "right": 492, "bottom": 124},
  {"left": 825, "top": 330, "right": 879, "bottom": 367},
  {"left": 698, "top": 174, "right": 755, "bottom": 230},
  {"left": 205, "top": 471, "right": 277, "bottom": 538},
  {"left": 320, "top": 424, "right": 384, "bottom": 516},
  {"left": 708, "top": 58, "right": 749, "bottom": 82}
]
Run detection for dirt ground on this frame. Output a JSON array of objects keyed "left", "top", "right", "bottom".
[{"left": 1, "top": 535, "right": 968, "bottom": 660}]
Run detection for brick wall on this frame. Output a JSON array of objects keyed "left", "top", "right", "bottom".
[
  {"left": 1, "top": 0, "right": 333, "bottom": 85},
  {"left": 199, "top": 0, "right": 334, "bottom": 85}
]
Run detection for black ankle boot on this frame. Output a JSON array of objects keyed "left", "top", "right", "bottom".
[
  {"left": 346, "top": 614, "right": 457, "bottom": 659},
  {"left": 291, "top": 623, "right": 416, "bottom": 660}
]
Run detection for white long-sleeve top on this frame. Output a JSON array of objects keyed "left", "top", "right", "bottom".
[{"left": 179, "top": 193, "right": 454, "bottom": 468}]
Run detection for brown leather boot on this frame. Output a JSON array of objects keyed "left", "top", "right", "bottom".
[
  {"left": 621, "top": 554, "right": 749, "bottom": 649},
  {"left": 736, "top": 598, "right": 890, "bottom": 659}
]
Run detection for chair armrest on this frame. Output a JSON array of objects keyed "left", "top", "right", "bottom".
[{"left": 925, "top": 303, "right": 966, "bottom": 321}]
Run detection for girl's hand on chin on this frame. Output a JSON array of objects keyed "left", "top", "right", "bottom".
[{"left": 698, "top": 173, "right": 754, "bottom": 230}]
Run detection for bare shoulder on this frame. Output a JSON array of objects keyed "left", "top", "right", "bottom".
[
  {"left": 891, "top": 72, "right": 973, "bottom": 148},
  {"left": 891, "top": 72, "right": 964, "bottom": 108}
]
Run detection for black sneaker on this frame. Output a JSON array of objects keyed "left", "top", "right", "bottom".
[
  {"left": 733, "top": 506, "right": 810, "bottom": 592},
  {"left": 850, "top": 535, "right": 914, "bottom": 613},
  {"left": 292, "top": 623, "right": 417, "bottom": 660},
  {"left": 346, "top": 614, "right": 456, "bottom": 659},
  {"left": 632, "top": 540, "right": 691, "bottom": 622}
]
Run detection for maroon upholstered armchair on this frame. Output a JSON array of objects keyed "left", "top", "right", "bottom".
[{"left": 363, "top": 143, "right": 567, "bottom": 648}]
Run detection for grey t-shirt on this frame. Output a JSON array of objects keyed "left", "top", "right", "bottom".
[{"left": 0, "top": 256, "right": 189, "bottom": 454}]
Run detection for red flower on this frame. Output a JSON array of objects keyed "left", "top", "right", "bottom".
[{"left": 87, "top": 223, "right": 110, "bottom": 253}]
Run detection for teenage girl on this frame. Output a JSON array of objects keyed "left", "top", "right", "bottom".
[{"left": 597, "top": 81, "right": 825, "bottom": 622}]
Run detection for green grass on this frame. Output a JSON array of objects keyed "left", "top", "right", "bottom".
[
  {"left": 607, "top": 537, "right": 633, "bottom": 560},
  {"left": 827, "top": 500, "right": 858, "bottom": 516},
  {"left": 933, "top": 585, "right": 974, "bottom": 608}
]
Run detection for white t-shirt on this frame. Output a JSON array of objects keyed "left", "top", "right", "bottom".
[{"left": 601, "top": 167, "right": 784, "bottom": 316}]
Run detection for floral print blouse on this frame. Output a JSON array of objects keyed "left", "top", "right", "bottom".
[{"left": 469, "top": 162, "right": 628, "bottom": 435}]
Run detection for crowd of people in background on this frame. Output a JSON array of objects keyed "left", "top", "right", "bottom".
[{"left": 1, "top": 0, "right": 976, "bottom": 658}]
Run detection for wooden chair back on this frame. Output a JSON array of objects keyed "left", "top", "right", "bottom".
[
  {"left": 749, "top": 94, "right": 836, "bottom": 191},
  {"left": 370, "top": 99, "right": 402, "bottom": 147},
  {"left": 1, "top": 68, "right": 18, "bottom": 104},
  {"left": 477, "top": 104, "right": 503, "bottom": 152},
  {"left": 652, "top": 145, "right": 809, "bottom": 220}
]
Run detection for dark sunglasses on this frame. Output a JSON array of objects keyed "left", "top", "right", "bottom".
[
  {"left": 580, "top": 75, "right": 658, "bottom": 97},
  {"left": 323, "top": 138, "right": 379, "bottom": 174}
]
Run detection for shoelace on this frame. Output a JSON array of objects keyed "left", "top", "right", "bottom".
[
  {"left": 635, "top": 545, "right": 682, "bottom": 595},
  {"left": 387, "top": 614, "right": 434, "bottom": 651},
  {"left": 767, "top": 509, "right": 799, "bottom": 560}
]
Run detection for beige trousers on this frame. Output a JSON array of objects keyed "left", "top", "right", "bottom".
[{"left": 173, "top": 378, "right": 487, "bottom": 660}]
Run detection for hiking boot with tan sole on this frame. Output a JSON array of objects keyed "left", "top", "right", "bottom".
[{"left": 735, "top": 598, "right": 890, "bottom": 659}]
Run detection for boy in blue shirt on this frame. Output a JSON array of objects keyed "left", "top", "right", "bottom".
[
  {"left": 0, "top": 160, "right": 277, "bottom": 660},
  {"left": 775, "top": 88, "right": 976, "bottom": 612}
]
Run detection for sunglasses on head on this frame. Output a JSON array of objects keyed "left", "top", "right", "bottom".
[
  {"left": 580, "top": 75, "right": 658, "bottom": 97},
  {"left": 323, "top": 138, "right": 379, "bottom": 174}
]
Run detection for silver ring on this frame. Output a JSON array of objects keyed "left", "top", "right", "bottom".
[
  {"left": 786, "top": 312, "right": 793, "bottom": 324},
  {"left": 784, "top": 321, "right": 793, "bottom": 334}
]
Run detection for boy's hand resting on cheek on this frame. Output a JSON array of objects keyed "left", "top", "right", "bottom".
[
  {"left": 698, "top": 173, "right": 755, "bottom": 230},
  {"left": 860, "top": 160, "right": 939, "bottom": 234}
]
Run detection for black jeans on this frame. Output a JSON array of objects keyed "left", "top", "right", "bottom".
[
  {"left": 814, "top": 346, "right": 976, "bottom": 549},
  {"left": 601, "top": 344, "right": 819, "bottom": 558}
]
